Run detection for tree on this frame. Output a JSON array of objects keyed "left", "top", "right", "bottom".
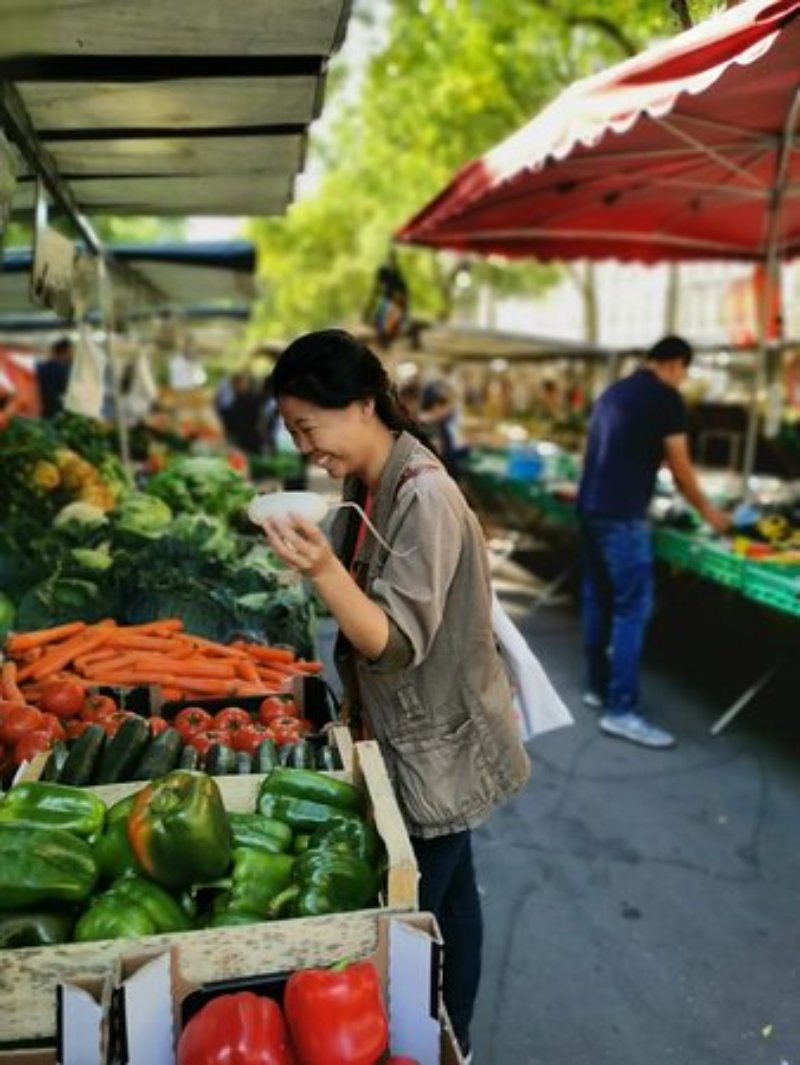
[{"left": 249, "top": 0, "right": 724, "bottom": 341}]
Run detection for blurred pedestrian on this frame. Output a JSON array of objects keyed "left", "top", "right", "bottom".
[
  {"left": 420, "top": 379, "right": 469, "bottom": 480},
  {"left": 221, "top": 372, "right": 263, "bottom": 454},
  {"left": 36, "top": 336, "right": 73, "bottom": 418},
  {"left": 578, "top": 335, "right": 730, "bottom": 748}
]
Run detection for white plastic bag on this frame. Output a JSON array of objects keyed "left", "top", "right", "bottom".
[
  {"left": 64, "top": 324, "right": 106, "bottom": 419},
  {"left": 492, "top": 593, "right": 573, "bottom": 742}
]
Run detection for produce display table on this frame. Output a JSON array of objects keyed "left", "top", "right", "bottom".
[{"left": 464, "top": 446, "right": 800, "bottom": 733}]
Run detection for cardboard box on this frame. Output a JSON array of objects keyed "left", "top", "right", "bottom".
[
  {"left": 0, "top": 741, "right": 417, "bottom": 1046},
  {"left": 76, "top": 914, "right": 460, "bottom": 1065}
]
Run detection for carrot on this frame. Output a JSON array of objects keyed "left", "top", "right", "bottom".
[
  {"left": 122, "top": 659, "right": 238, "bottom": 679},
  {"left": 104, "top": 635, "right": 188, "bottom": 653},
  {"left": 293, "top": 660, "right": 324, "bottom": 674},
  {"left": 6, "top": 622, "right": 87, "bottom": 655},
  {"left": 182, "top": 635, "right": 248, "bottom": 657},
  {"left": 1, "top": 661, "right": 25, "bottom": 703},
  {"left": 239, "top": 643, "right": 296, "bottom": 665},
  {"left": 235, "top": 659, "right": 261, "bottom": 685},
  {"left": 29, "top": 624, "right": 115, "bottom": 682},
  {"left": 160, "top": 686, "right": 183, "bottom": 703},
  {"left": 122, "top": 619, "right": 184, "bottom": 636}
]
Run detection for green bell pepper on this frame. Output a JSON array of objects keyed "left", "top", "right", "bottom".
[
  {"left": 219, "top": 848, "right": 295, "bottom": 917},
  {"left": 265, "top": 850, "right": 379, "bottom": 919},
  {"left": 307, "top": 816, "right": 384, "bottom": 864},
  {"left": 74, "top": 895, "right": 157, "bottom": 942},
  {"left": 292, "top": 833, "right": 312, "bottom": 855},
  {"left": 257, "top": 792, "right": 360, "bottom": 834},
  {"left": 106, "top": 876, "right": 192, "bottom": 933},
  {"left": 0, "top": 823, "right": 98, "bottom": 910},
  {"left": 0, "top": 910, "right": 75, "bottom": 949},
  {"left": 258, "top": 768, "right": 365, "bottom": 816},
  {"left": 0, "top": 782, "right": 105, "bottom": 841},
  {"left": 106, "top": 793, "right": 139, "bottom": 825},
  {"left": 207, "top": 909, "right": 264, "bottom": 928},
  {"left": 92, "top": 819, "right": 143, "bottom": 883},
  {"left": 227, "top": 812, "right": 293, "bottom": 854},
  {"left": 128, "top": 771, "right": 233, "bottom": 891}
]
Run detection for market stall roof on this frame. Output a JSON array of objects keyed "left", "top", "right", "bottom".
[
  {"left": 0, "top": 240, "right": 258, "bottom": 315},
  {"left": 412, "top": 324, "right": 611, "bottom": 363},
  {"left": 0, "top": 0, "right": 351, "bottom": 222},
  {"left": 395, "top": 0, "right": 800, "bottom": 263}
]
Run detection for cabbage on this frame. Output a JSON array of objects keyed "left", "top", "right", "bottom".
[
  {"left": 113, "top": 493, "right": 173, "bottom": 541},
  {"left": 54, "top": 502, "right": 108, "bottom": 531}
]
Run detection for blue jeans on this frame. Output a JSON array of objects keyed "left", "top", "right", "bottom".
[
  {"left": 412, "top": 830, "right": 482, "bottom": 1055},
  {"left": 580, "top": 517, "right": 654, "bottom": 716}
]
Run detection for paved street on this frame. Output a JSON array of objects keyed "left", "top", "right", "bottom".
[{"left": 473, "top": 571, "right": 800, "bottom": 1065}]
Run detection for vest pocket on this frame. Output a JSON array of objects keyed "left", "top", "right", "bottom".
[{"left": 388, "top": 716, "right": 494, "bottom": 827}]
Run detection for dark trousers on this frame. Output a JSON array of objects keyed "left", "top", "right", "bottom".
[{"left": 412, "top": 829, "right": 482, "bottom": 1054}]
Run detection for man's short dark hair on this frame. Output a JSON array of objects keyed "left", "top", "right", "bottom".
[
  {"left": 52, "top": 336, "right": 74, "bottom": 358},
  {"left": 646, "top": 335, "right": 693, "bottom": 366}
]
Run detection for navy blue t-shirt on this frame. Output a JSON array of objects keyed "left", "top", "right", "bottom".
[{"left": 578, "top": 368, "right": 687, "bottom": 520}]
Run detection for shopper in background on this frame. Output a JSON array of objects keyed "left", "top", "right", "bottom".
[
  {"left": 36, "top": 335, "right": 73, "bottom": 418},
  {"left": 260, "top": 329, "right": 530, "bottom": 1063},
  {"left": 419, "top": 378, "right": 470, "bottom": 481},
  {"left": 578, "top": 335, "right": 730, "bottom": 749}
]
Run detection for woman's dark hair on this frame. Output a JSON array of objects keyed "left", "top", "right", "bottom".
[{"left": 273, "top": 329, "right": 417, "bottom": 434}]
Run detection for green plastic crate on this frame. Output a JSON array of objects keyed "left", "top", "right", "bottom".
[
  {"left": 653, "top": 528, "right": 703, "bottom": 571},
  {"left": 695, "top": 541, "right": 746, "bottom": 589},
  {"left": 742, "top": 563, "right": 800, "bottom": 617}
]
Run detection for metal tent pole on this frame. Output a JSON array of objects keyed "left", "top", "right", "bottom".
[{"left": 741, "top": 85, "right": 800, "bottom": 497}]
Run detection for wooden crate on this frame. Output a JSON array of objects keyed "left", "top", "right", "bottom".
[{"left": 0, "top": 741, "right": 417, "bottom": 1045}]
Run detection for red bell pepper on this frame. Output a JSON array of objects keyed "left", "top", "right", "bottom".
[
  {"left": 284, "top": 960, "right": 389, "bottom": 1065},
  {"left": 177, "top": 991, "right": 295, "bottom": 1065}
]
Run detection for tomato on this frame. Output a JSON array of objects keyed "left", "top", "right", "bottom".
[
  {"left": 264, "top": 717, "right": 302, "bottom": 747},
  {"left": 81, "top": 694, "right": 118, "bottom": 722},
  {"left": 14, "top": 730, "right": 53, "bottom": 766},
  {"left": 148, "top": 717, "right": 169, "bottom": 737},
  {"left": 39, "top": 713, "right": 66, "bottom": 743},
  {"left": 38, "top": 679, "right": 85, "bottom": 719},
  {"left": 173, "top": 707, "right": 214, "bottom": 738},
  {"left": 213, "top": 707, "right": 252, "bottom": 733},
  {"left": 258, "top": 697, "right": 298, "bottom": 726},
  {"left": 102, "top": 711, "right": 137, "bottom": 738},
  {"left": 0, "top": 704, "right": 44, "bottom": 747},
  {"left": 187, "top": 730, "right": 226, "bottom": 757},
  {"left": 230, "top": 723, "right": 269, "bottom": 755},
  {"left": 65, "top": 718, "right": 93, "bottom": 740}
]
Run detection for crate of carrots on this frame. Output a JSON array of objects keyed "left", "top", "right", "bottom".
[{"left": 0, "top": 619, "right": 340, "bottom": 788}]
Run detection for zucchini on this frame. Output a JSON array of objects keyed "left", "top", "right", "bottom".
[
  {"left": 205, "top": 743, "right": 236, "bottom": 776},
  {"left": 255, "top": 739, "right": 278, "bottom": 774},
  {"left": 235, "top": 751, "right": 253, "bottom": 775},
  {"left": 58, "top": 724, "right": 106, "bottom": 786},
  {"left": 278, "top": 742, "right": 296, "bottom": 767},
  {"left": 288, "top": 740, "right": 315, "bottom": 770},
  {"left": 40, "top": 742, "right": 70, "bottom": 782},
  {"left": 316, "top": 744, "right": 343, "bottom": 772},
  {"left": 178, "top": 745, "right": 200, "bottom": 772},
  {"left": 130, "top": 727, "right": 184, "bottom": 781},
  {"left": 93, "top": 717, "right": 150, "bottom": 784}
]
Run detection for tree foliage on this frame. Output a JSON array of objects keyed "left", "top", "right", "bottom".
[{"left": 249, "top": 0, "right": 724, "bottom": 340}]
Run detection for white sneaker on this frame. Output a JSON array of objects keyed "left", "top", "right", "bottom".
[
  {"left": 582, "top": 690, "right": 604, "bottom": 709},
  {"left": 599, "top": 711, "right": 676, "bottom": 749}
]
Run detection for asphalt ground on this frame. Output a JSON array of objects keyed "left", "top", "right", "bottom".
[{"left": 471, "top": 562, "right": 800, "bottom": 1065}]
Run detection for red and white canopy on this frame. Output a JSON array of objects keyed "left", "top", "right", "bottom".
[{"left": 396, "top": 0, "right": 800, "bottom": 264}]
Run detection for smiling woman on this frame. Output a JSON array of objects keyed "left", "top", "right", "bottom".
[{"left": 262, "top": 328, "right": 530, "bottom": 1060}]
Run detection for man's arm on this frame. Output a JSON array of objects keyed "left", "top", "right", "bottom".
[{"left": 664, "top": 434, "right": 730, "bottom": 533}]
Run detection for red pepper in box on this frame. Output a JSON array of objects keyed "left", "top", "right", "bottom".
[
  {"left": 177, "top": 991, "right": 295, "bottom": 1065},
  {"left": 284, "top": 960, "right": 389, "bottom": 1065}
]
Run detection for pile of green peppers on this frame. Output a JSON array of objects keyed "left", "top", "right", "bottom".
[{"left": 0, "top": 766, "right": 387, "bottom": 950}]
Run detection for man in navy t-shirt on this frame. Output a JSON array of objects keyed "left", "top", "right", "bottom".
[{"left": 578, "top": 336, "right": 729, "bottom": 749}]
